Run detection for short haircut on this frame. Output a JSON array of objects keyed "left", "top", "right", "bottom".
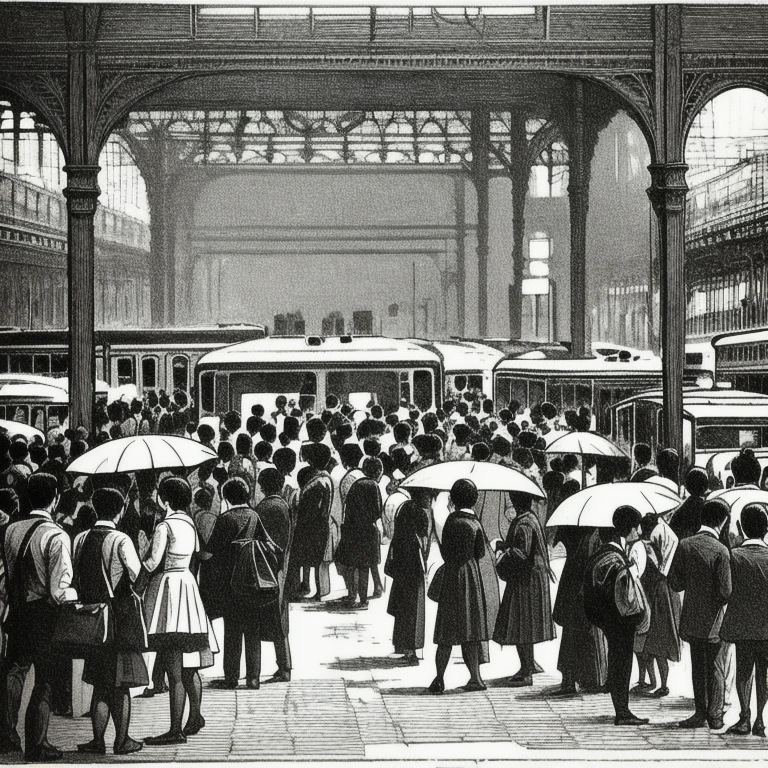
[
  {"left": 453, "top": 423, "right": 471, "bottom": 445},
  {"left": 197, "top": 423, "right": 215, "bottom": 444},
  {"left": 92, "top": 488, "right": 125, "bottom": 521},
  {"left": 491, "top": 435, "right": 511, "bottom": 457},
  {"left": 421, "top": 413, "right": 439, "bottom": 433},
  {"left": 158, "top": 476, "right": 192, "bottom": 511},
  {"left": 362, "top": 457, "right": 383, "bottom": 481},
  {"left": 251, "top": 403, "right": 265, "bottom": 417},
  {"left": 217, "top": 441, "right": 235, "bottom": 462},
  {"left": 393, "top": 422, "right": 412, "bottom": 443},
  {"left": 273, "top": 447, "right": 297, "bottom": 475},
  {"left": 656, "top": 448, "right": 680, "bottom": 482},
  {"left": 370, "top": 404, "right": 383, "bottom": 420},
  {"left": 540, "top": 402, "right": 558, "bottom": 420},
  {"left": 612, "top": 505, "right": 642, "bottom": 537},
  {"left": 236, "top": 433, "right": 253, "bottom": 457},
  {"left": 390, "top": 446, "right": 410, "bottom": 474},
  {"left": 701, "top": 498, "right": 730, "bottom": 529},
  {"left": 363, "top": 438, "right": 381, "bottom": 457},
  {"left": 684, "top": 466, "right": 709, "bottom": 497},
  {"left": 471, "top": 442, "right": 491, "bottom": 462},
  {"left": 633, "top": 443, "right": 653, "bottom": 466},
  {"left": 27, "top": 472, "right": 58, "bottom": 509},
  {"left": 732, "top": 448, "right": 762, "bottom": 486},
  {"left": 222, "top": 477, "right": 250, "bottom": 506},
  {"left": 223, "top": 410, "right": 242, "bottom": 434},
  {"left": 9, "top": 441, "right": 28, "bottom": 462},
  {"left": 212, "top": 465, "right": 229, "bottom": 487},
  {"left": 260, "top": 423, "right": 277, "bottom": 443},
  {"left": 741, "top": 503, "right": 768, "bottom": 540},
  {"left": 254, "top": 440, "right": 273, "bottom": 462},
  {"left": 283, "top": 416, "right": 300, "bottom": 440},
  {"left": 561, "top": 453, "right": 579, "bottom": 473},
  {"left": 303, "top": 442, "right": 331, "bottom": 470},
  {"left": 258, "top": 467, "right": 284, "bottom": 496},
  {"left": 340, "top": 442, "right": 363, "bottom": 469},
  {"left": 306, "top": 417, "right": 327, "bottom": 443},
  {"left": 450, "top": 478, "right": 478, "bottom": 510}
]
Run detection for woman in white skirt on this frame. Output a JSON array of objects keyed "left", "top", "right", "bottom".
[{"left": 142, "top": 476, "right": 218, "bottom": 745}]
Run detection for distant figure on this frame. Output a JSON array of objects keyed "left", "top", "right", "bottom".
[
  {"left": 668, "top": 467, "right": 709, "bottom": 541},
  {"left": 630, "top": 443, "right": 657, "bottom": 483}
]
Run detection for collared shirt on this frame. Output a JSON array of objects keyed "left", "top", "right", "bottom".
[
  {"left": 743, "top": 538, "right": 768, "bottom": 548},
  {"left": 73, "top": 521, "right": 142, "bottom": 592},
  {"left": 3, "top": 510, "right": 77, "bottom": 605},
  {"left": 700, "top": 525, "right": 720, "bottom": 539}
]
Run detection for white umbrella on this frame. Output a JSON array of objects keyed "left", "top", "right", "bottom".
[
  {"left": 708, "top": 486, "right": 768, "bottom": 535},
  {"left": 546, "top": 481, "right": 682, "bottom": 528},
  {"left": 545, "top": 431, "right": 628, "bottom": 487},
  {"left": 0, "top": 419, "right": 45, "bottom": 442},
  {"left": 67, "top": 435, "right": 217, "bottom": 475},
  {"left": 400, "top": 460, "right": 544, "bottom": 498}
]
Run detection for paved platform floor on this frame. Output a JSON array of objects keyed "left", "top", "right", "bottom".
[{"left": 8, "top": 551, "right": 768, "bottom": 762}]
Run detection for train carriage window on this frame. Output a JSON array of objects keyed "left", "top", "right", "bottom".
[
  {"left": 9, "top": 405, "right": 29, "bottom": 424},
  {"left": 171, "top": 356, "right": 189, "bottom": 392},
  {"left": 142, "top": 356, "right": 158, "bottom": 390},
  {"left": 503, "top": 378, "right": 528, "bottom": 410},
  {"left": 48, "top": 406, "right": 67, "bottom": 429},
  {"left": 529, "top": 380, "right": 545, "bottom": 407},
  {"left": 0, "top": 355, "right": 7, "bottom": 373},
  {"left": 200, "top": 372, "right": 215, "bottom": 413},
  {"left": 116, "top": 357, "right": 135, "bottom": 386},
  {"left": 229, "top": 372, "right": 315, "bottom": 414},
  {"left": 10, "top": 355, "right": 32, "bottom": 373},
  {"left": 327, "top": 369, "right": 399, "bottom": 413},
  {"left": 413, "top": 370, "right": 434, "bottom": 411},
  {"left": 30, "top": 406, "right": 45, "bottom": 432},
  {"left": 0, "top": 406, "right": 4, "bottom": 419},
  {"left": 33, "top": 355, "right": 50, "bottom": 375},
  {"left": 400, "top": 372, "right": 410, "bottom": 405},
  {"left": 575, "top": 384, "right": 592, "bottom": 409},
  {"left": 50, "top": 354, "right": 67, "bottom": 375},
  {"left": 467, "top": 375, "right": 484, "bottom": 393}
]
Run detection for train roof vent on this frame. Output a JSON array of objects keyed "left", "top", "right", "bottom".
[
  {"left": 305, "top": 336, "right": 324, "bottom": 347},
  {"left": 339, "top": 335, "right": 353, "bottom": 344}
]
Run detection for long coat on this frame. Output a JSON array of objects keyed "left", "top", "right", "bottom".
[
  {"left": 335, "top": 477, "right": 382, "bottom": 569},
  {"left": 493, "top": 509, "right": 555, "bottom": 646},
  {"left": 433, "top": 510, "right": 489, "bottom": 646},
  {"left": 386, "top": 502, "right": 429, "bottom": 652},
  {"left": 720, "top": 542, "right": 768, "bottom": 642},
  {"left": 291, "top": 470, "right": 333, "bottom": 568}
]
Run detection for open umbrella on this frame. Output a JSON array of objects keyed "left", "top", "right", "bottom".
[
  {"left": 708, "top": 486, "right": 768, "bottom": 535},
  {"left": 545, "top": 431, "right": 628, "bottom": 487},
  {"left": 546, "top": 481, "right": 682, "bottom": 528},
  {"left": 66, "top": 435, "right": 217, "bottom": 475},
  {"left": 0, "top": 419, "right": 45, "bottom": 442},
  {"left": 400, "top": 460, "right": 544, "bottom": 497}
]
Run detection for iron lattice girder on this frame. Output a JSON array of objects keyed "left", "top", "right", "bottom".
[{"left": 120, "top": 109, "right": 568, "bottom": 170}]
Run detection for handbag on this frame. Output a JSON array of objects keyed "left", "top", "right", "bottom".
[
  {"left": 427, "top": 563, "right": 445, "bottom": 602},
  {"left": 109, "top": 539, "right": 148, "bottom": 652},
  {"left": 230, "top": 516, "right": 284, "bottom": 605},
  {"left": 52, "top": 601, "right": 113, "bottom": 656}
]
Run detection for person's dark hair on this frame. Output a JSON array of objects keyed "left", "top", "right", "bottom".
[
  {"left": 223, "top": 410, "right": 242, "bottom": 435},
  {"left": 356, "top": 420, "right": 372, "bottom": 441},
  {"left": 340, "top": 442, "right": 363, "bottom": 469},
  {"left": 272, "top": 447, "right": 297, "bottom": 476},
  {"left": 325, "top": 394, "right": 339, "bottom": 410},
  {"left": 741, "top": 503, "right": 768, "bottom": 540},
  {"left": 222, "top": 477, "right": 250, "bottom": 506},
  {"left": 336, "top": 422, "right": 354, "bottom": 441},
  {"left": 540, "top": 401, "right": 557, "bottom": 421},
  {"left": 158, "top": 476, "right": 192, "bottom": 511},
  {"left": 306, "top": 417, "right": 327, "bottom": 443},
  {"left": 92, "top": 487, "right": 125, "bottom": 521},
  {"left": 384, "top": 413, "right": 399, "bottom": 429},
  {"left": 640, "top": 512, "right": 659, "bottom": 538},
  {"left": 512, "top": 447, "right": 533, "bottom": 468},
  {"left": 157, "top": 414, "right": 174, "bottom": 435},
  {"left": 421, "top": 412, "right": 439, "bottom": 434},
  {"left": 561, "top": 454, "right": 579, "bottom": 474},
  {"left": 452, "top": 423, "right": 471, "bottom": 446},
  {"left": 235, "top": 433, "right": 253, "bottom": 458},
  {"left": 732, "top": 448, "right": 762, "bottom": 486},
  {"left": 278, "top": 432, "right": 290, "bottom": 448},
  {"left": 217, "top": 441, "right": 235, "bottom": 463},
  {"left": 363, "top": 438, "right": 381, "bottom": 458},
  {"left": 471, "top": 442, "right": 491, "bottom": 462},
  {"left": 393, "top": 422, "right": 412, "bottom": 444},
  {"left": 297, "top": 465, "right": 314, "bottom": 489},
  {"left": 542, "top": 470, "right": 564, "bottom": 496},
  {"left": 390, "top": 446, "right": 410, "bottom": 474},
  {"left": 508, "top": 490, "right": 533, "bottom": 512},
  {"left": 454, "top": 375, "right": 467, "bottom": 391},
  {"left": 29, "top": 444, "right": 47, "bottom": 467},
  {"left": 245, "top": 415, "right": 263, "bottom": 435},
  {"left": 490, "top": 435, "right": 511, "bottom": 458},
  {"left": 250, "top": 403, "right": 265, "bottom": 418},
  {"left": 517, "top": 431, "right": 537, "bottom": 450},
  {"left": 194, "top": 487, "right": 214, "bottom": 511},
  {"left": 457, "top": 401, "right": 469, "bottom": 417},
  {"left": 370, "top": 404, "right": 383, "bottom": 420},
  {"left": 197, "top": 423, "right": 215, "bottom": 444},
  {"left": 701, "top": 498, "right": 730, "bottom": 529},
  {"left": 450, "top": 478, "right": 478, "bottom": 509},
  {"left": 320, "top": 410, "right": 333, "bottom": 426},
  {"left": 258, "top": 467, "right": 284, "bottom": 496},
  {"left": 362, "top": 457, "right": 383, "bottom": 481},
  {"left": 212, "top": 465, "right": 229, "bottom": 487},
  {"left": 633, "top": 443, "right": 653, "bottom": 467},
  {"left": 561, "top": 478, "right": 580, "bottom": 499},
  {"left": 260, "top": 423, "right": 277, "bottom": 444},
  {"left": 612, "top": 505, "right": 642, "bottom": 537},
  {"left": 9, "top": 441, "right": 28, "bottom": 463},
  {"left": 0, "top": 488, "right": 19, "bottom": 517},
  {"left": 442, "top": 399, "right": 456, "bottom": 415},
  {"left": 303, "top": 442, "right": 331, "bottom": 471},
  {"left": 197, "top": 462, "right": 214, "bottom": 484},
  {"left": 283, "top": 416, "right": 300, "bottom": 440},
  {"left": 656, "top": 448, "right": 680, "bottom": 482},
  {"left": 27, "top": 472, "right": 58, "bottom": 509},
  {"left": 253, "top": 441, "right": 273, "bottom": 462},
  {"left": 684, "top": 466, "right": 709, "bottom": 497},
  {"left": 465, "top": 415, "right": 480, "bottom": 432}
]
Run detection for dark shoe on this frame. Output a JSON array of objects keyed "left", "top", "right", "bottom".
[
  {"left": 77, "top": 739, "right": 106, "bottom": 755},
  {"left": 651, "top": 686, "right": 670, "bottom": 698},
  {"left": 25, "top": 743, "right": 63, "bottom": 762},
  {"left": 709, "top": 717, "right": 725, "bottom": 731},
  {"left": 533, "top": 660, "right": 544, "bottom": 674},
  {"left": 356, "top": 601, "right": 369, "bottom": 610},
  {"left": 137, "top": 687, "right": 155, "bottom": 698},
  {"left": 371, "top": 589, "right": 383, "bottom": 599},
  {"left": 428, "top": 677, "right": 445, "bottom": 694},
  {"left": 183, "top": 715, "right": 206, "bottom": 736},
  {"left": 266, "top": 670, "right": 291, "bottom": 683},
  {"left": 0, "top": 734, "right": 22, "bottom": 754},
  {"left": 630, "top": 682, "right": 653, "bottom": 694},
  {"left": 464, "top": 680, "right": 487, "bottom": 692},
  {"left": 144, "top": 731, "right": 187, "bottom": 746},
  {"left": 552, "top": 685, "right": 578, "bottom": 696},
  {"left": 402, "top": 655, "right": 419, "bottom": 666},
  {"left": 615, "top": 714, "right": 649, "bottom": 726},
  {"left": 679, "top": 714, "right": 708, "bottom": 729},
  {"left": 509, "top": 675, "right": 533, "bottom": 688},
  {"left": 726, "top": 718, "right": 751, "bottom": 736},
  {"left": 246, "top": 679, "right": 260, "bottom": 690},
  {"left": 752, "top": 721, "right": 766, "bottom": 737},
  {"left": 114, "top": 737, "right": 143, "bottom": 756},
  {"left": 209, "top": 678, "right": 238, "bottom": 689}
]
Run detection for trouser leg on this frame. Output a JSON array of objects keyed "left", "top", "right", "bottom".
[
  {"left": 0, "top": 657, "right": 28, "bottom": 742},
  {"left": 223, "top": 611, "right": 243, "bottom": 683},
  {"left": 25, "top": 653, "right": 56, "bottom": 754},
  {"left": 708, "top": 640, "right": 725, "bottom": 722},
  {"left": 606, "top": 629, "right": 633, "bottom": 718},
  {"left": 242, "top": 614, "right": 261, "bottom": 681},
  {"left": 735, "top": 643, "right": 755, "bottom": 721},
  {"left": 370, "top": 566, "right": 383, "bottom": 595},
  {"left": 689, "top": 641, "right": 708, "bottom": 716},
  {"left": 357, "top": 568, "right": 370, "bottom": 603},
  {"left": 274, "top": 631, "right": 292, "bottom": 672}
]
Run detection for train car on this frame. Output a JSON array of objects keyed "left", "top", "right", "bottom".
[
  {"left": 685, "top": 340, "right": 716, "bottom": 384},
  {"left": 712, "top": 327, "right": 768, "bottom": 394},
  {"left": 195, "top": 335, "right": 443, "bottom": 423},
  {"left": 611, "top": 387, "right": 768, "bottom": 471},
  {"left": 0, "top": 325, "right": 267, "bottom": 396}
]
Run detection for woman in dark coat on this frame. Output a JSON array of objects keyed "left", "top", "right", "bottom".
[
  {"left": 385, "top": 499, "right": 429, "bottom": 663},
  {"left": 552, "top": 526, "right": 607, "bottom": 694},
  {"left": 335, "top": 458, "right": 383, "bottom": 607},
  {"left": 430, "top": 479, "right": 489, "bottom": 693},
  {"left": 493, "top": 491, "right": 555, "bottom": 686},
  {"left": 289, "top": 443, "right": 333, "bottom": 600}
]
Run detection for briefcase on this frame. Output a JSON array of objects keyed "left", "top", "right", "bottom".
[{"left": 52, "top": 602, "right": 113, "bottom": 656}]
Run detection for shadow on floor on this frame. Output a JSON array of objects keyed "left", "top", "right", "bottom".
[{"left": 326, "top": 656, "right": 416, "bottom": 671}]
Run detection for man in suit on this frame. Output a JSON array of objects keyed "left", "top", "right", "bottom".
[
  {"left": 204, "top": 478, "right": 262, "bottom": 689},
  {"left": 584, "top": 505, "right": 648, "bottom": 726},
  {"left": 0, "top": 473, "right": 78, "bottom": 761},
  {"left": 720, "top": 503, "right": 768, "bottom": 736},
  {"left": 668, "top": 498, "right": 732, "bottom": 730}
]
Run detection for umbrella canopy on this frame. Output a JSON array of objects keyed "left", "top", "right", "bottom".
[
  {"left": 546, "top": 481, "right": 682, "bottom": 528},
  {"left": 400, "top": 460, "right": 544, "bottom": 498},
  {"left": 545, "top": 431, "right": 628, "bottom": 458},
  {"left": 0, "top": 419, "right": 45, "bottom": 442},
  {"left": 708, "top": 486, "right": 768, "bottom": 534},
  {"left": 67, "top": 435, "right": 217, "bottom": 475}
]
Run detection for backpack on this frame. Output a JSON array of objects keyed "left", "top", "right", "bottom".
[{"left": 230, "top": 515, "right": 284, "bottom": 606}]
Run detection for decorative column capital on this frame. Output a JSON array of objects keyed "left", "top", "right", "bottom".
[
  {"left": 63, "top": 164, "right": 101, "bottom": 215},
  {"left": 647, "top": 162, "right": 689, "bottom": 215}
]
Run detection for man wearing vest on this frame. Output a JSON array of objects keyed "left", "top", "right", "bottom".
[{"left": 0, "top": 472, "right": 78, "bottom": 761}]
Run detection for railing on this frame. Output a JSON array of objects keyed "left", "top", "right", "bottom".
[{"left": 0, "top": 172, "right": 150, "bottom": 251}]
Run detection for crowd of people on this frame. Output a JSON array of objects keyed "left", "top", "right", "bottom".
[{"left": 0, "top": 383, "right": 765, "bottom": 759}]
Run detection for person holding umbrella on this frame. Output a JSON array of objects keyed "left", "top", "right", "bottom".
[
  {"left": 493, "top": 490, "right": 555, "bottom": 687},
  {"left": 429, "top": 479, "right": 491, "bottom": 693}
]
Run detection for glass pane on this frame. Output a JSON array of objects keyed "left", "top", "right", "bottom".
[
  {"left": 529, "top": 380, "right": 545, "bottom": 407},
  {"left": 172, "top": 356, "right": 189, "bottom": 392},
  {"left": 0, "top": 355, "right": 7, "bottom": 373},
  {"left": 33, "top": 355, "right": 50, "bottom": 374},
  {"left": 413, "top": 370, "right": 434, "bottom": 411},
  {"left": 50, "top": 354, "right": 67, "bottom": 375},
  {"left": 200, "top": 372, "right": 215, "bottom": 413},
  {"left": 229, "top": 371, "right": 316, "bottom": 413},
  {"left": 116, "top": 357, "right": 134, "bottom": 386},
  {"left": 10, "top": 354, "right": 33, "bottom": 373},
  {"left": 696, "top": 426, "right": 763, "bottom": 450},
  {"left": 142, "top": 357, "right": 157, "bottom": 390},
  {"left": 10, "top": 405, "right": 29, "bottom": 424},
  {"left": 327, "top": 369, "right": 399, "bottom": 413}
]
